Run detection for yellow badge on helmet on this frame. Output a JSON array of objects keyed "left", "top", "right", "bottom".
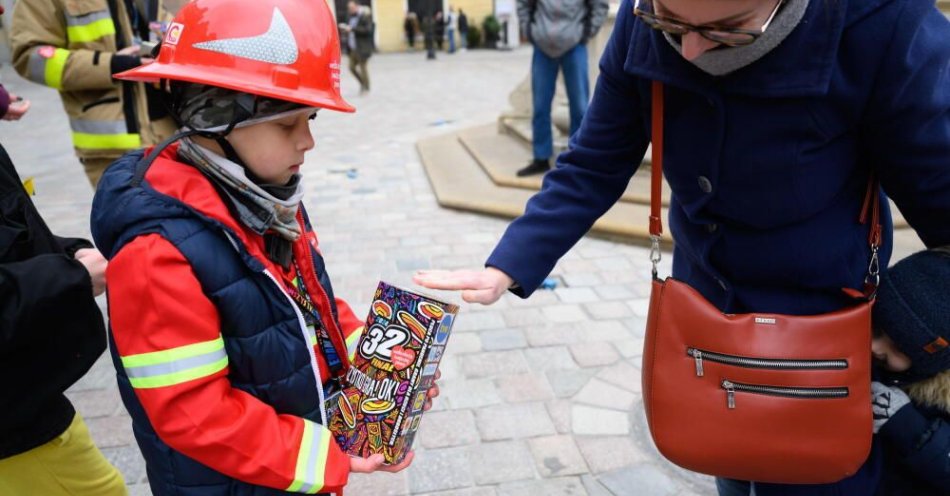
[{"left": 22, "top": 177, "right": 35, "bottom": 196}]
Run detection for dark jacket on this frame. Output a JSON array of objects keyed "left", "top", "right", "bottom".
[
  {"left": 458, "top": 12, "right": 468, "bottom": 33},
  {"left": 487, "top": 0, "right": 950, "bottom": 493},
  {"left": 878, "top": 405, "right": 950, "bottom": 495},
  {"left": 0, "top": 143, "right": 106, "bottom": 459},
  {"left": 877, "top": 372, "right": 950, "bottom": 495},
  {"left": 349, "top": 12, "right": 374, "bottom": 60}
]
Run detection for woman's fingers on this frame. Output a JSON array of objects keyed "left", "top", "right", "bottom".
[
  {"left": 413, "top": 269, "right": 484, "bottom": 290},
  {"left": 461, "top": 288, "right": 502, "bottom": 304},
  {"left": 414, "top": 268, "right": 514, "bottom": 306}
]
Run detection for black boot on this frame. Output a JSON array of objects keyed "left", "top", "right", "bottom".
[{"left": 516, "top": 159, "right": 550, "bottom": 177}]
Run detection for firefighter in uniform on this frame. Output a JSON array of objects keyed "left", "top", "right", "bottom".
[{"left": 10, "top": 0, "right": 180, "bottom": 188}]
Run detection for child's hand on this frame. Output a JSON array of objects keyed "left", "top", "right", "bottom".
[
  {"left": 350, "top": 452, "right": 414, "bottom": 473},
  {"left": 413, "top": 267, "right": 513, "bottom": 305},
  {"left": 75, "top": 248, "right": 108, "bottom": 296},
  {"left": 423, "top": 370, "right": 441, "bottom": 411}
]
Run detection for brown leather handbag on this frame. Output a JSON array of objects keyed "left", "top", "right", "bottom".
[{"left": 641, "top": 82, "right": 876, "bottom": 484}]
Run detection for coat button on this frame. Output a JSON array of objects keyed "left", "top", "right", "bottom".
[
  {"left": 706, "top": 223, "right": 718, "bottom": 233},
  {"left": 698, "top": 176, "right": 713, "bottom": 193}
]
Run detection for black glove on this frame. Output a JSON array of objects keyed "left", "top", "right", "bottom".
[{"left": 110, "top": 54, "right": 142, "bottom": 76}]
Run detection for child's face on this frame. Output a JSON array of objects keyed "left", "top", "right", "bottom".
[
  {"left": 227, "top": 110, "right": 316, "bottom": 185},
  {"left": 871, "top": 333, "right": 913, "bottom": 373}
]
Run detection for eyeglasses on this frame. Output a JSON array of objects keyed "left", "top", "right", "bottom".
[{"left": 633, "top": 0, "right": 784, "bottom": 47}]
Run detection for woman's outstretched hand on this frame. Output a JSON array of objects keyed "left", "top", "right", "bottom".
[{"left": 412, "top": 267, "right": 514, "bottom": 305}]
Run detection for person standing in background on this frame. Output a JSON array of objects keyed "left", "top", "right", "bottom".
[
  {"left": 446, "top": 7, "right": 458, "bottom": 54},
  {"left": 458, "top": 9, "right": 469, "bottom": 51},
  {"left": 514, "top": 0, "right": 609, "bottom": 177},
  {"left": 434, "top": 11, "right": 445, "bottom": 50},
  {"left": 405, "top": 12, "right": 418, "bottom": 50},
  {"left": 339, "top": 1, "right": 374, "bottom": 95}
]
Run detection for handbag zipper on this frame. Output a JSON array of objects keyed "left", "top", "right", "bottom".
[
  {"left": 687, "top": 347, "right": 847, "bottom": 377},
  {"left": 721, "top": 380, "right": 849, "bottom": 410}
]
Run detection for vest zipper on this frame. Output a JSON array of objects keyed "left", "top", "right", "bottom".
[
  {"left": 686, "top": 347, "right": 848, "bottom": 377},
  {"left": 721, "top": 380, "right": 849, "bottom": 410},
  {"left": 222, "top": 231, "right": 330, "bottom": 423}
]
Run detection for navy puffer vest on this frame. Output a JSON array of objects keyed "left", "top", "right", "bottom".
[{"left": 93, "top": 150, "right": 340, "bottom": 495}]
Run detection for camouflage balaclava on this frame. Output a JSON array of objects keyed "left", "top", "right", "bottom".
[
  {"left": 173, "top": 83, "right": 314, "bottom": 133},
  {"left": 170, "top": 83, "right": 317, "bottom": 267}
]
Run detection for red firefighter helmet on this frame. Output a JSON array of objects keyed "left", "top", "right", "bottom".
[{"left": 116, "top": 0, "right": 354, "bottom": 113}]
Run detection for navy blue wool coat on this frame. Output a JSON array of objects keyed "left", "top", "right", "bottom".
[{"left": 487, "top": 0, "right": 950, "bottom": 494}]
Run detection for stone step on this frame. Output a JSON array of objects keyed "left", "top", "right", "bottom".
[
  {"left": 498, "top": 116, "right": 569, "bottom": 154},
  {"left": 498, "top": 116, "right": 656, "bottom": 169},
  {"left": 417, "top": 130, "right": 674, "bottom": 245},
  {"left": 459, "top": 123, "right": 670, "bottom": 207}
]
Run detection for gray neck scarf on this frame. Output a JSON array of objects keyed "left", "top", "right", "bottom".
[
  {"left": 178, "top": 137, "right": 304, "bottom": 241},
  {"left": 664, "top": 0, "right": 809, "bottom": 76}
]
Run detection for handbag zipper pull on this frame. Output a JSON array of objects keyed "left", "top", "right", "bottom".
[
  {"left": 722, "top": 380, "right": 736, "bottom": 409},
  {"left": 689, "top": 348, "right": 704, "bottom": 377}
]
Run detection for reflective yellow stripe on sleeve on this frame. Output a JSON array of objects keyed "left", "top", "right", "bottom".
[
  {"left": 286, "top": 420, "right": 331, "bottom": 494},
  {"left": 72, "top": 132, "right": 142, "bottom": 150},
  {"left": 69, "top": 119, "right": 142, "bottom": 150},
  {"left": 28, "top": 47, "right": 70, "bottom": 90},
  {"left": 65, "top": 11, "right": 116, "bottom": 43},
  {"left": 120, "top": 337, "right": 229, "bottom": 389},
  {"left": 345, "top": 326, "right": 363, "bottom": 363}
]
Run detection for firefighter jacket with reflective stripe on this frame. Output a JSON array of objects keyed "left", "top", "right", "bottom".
[
  {"left": 91, "top": 146, "right": 365, "bottom": 495},
  {"left": 10, "top": 0, "right": 177, "bottom": 160}
]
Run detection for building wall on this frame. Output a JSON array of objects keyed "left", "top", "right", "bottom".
[
  {"left": 371, "top": 0, "right": 497, "bottom": 53},
  {"left": 371, "top": 0, "right": 410, "bottom": 52}
]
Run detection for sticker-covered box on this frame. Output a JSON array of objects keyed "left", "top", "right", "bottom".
[{"left": 328, "top": 281, "right": 459, "bottom": 464}]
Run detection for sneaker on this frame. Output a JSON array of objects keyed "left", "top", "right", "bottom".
[{"left": 516, "top": 159, "right": 551, "bottom": 177}]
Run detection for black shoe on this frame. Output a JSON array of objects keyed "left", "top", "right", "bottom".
[{"left": 516, "top": 159, "right": 550, "bottom": 177}]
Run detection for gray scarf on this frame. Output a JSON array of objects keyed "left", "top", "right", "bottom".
[
  {"left": 664, "top": 0, "right": 809, "bottom": 76},
  {"left": 178, "top": 137, "right": 304, "bottom": 242}
]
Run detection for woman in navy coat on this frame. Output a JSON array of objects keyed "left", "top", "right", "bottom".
[{"left": 417, "top": 0, "right": 950, "bottom": 494}]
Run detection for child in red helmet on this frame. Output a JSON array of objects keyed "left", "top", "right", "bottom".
[{"left": 90, "top": 0, "right": 435, "bottom": 493}]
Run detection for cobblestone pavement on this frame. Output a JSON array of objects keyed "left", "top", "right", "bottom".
[{"left": 4, "top": 48, "right": 711, "bottom": 496}]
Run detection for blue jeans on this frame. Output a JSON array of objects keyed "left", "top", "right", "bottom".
[
  {"left": 717, "top": 479, "right": 755, "bottom": 496},
  {"left": 531, "top": 43, "right": 589, "bottom": 161},
  {"left": 447, "top": 28, "right": 456, "bottom": 53}
]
